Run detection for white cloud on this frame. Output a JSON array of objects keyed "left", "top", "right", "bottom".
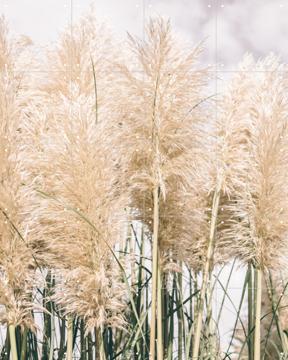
[{"left": 217, "top": 0, "right": 288, "bottom": 67}]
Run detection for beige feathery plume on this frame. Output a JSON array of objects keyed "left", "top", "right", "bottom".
[
  {"left": 28, "top": 15, "right": 128, "bottom": 336},
  {"left": 220, "top": 55, "right": 288, "bottom": 270},
  {"left": 0, "top": 17, "right": 38, "bottom": 333},
  {"left": 43, "top": 10, "right": 119, "bottom": 112},
  {"left": 213, "top": 55, "right": 255, "bottom": 196},
  {"left": 37, "top": 100, "right": 127, "bottom": 333},
  {"left": 218, "top": 54, "right": 288, "bottom": 360},
  {"left": 113, "top": 17, "right": 210, "bottom": 358},
  {"left": 210, "top": 55, "right": 257, "bottom": 264},
  {"left": 115, "top": 17, "right": 209, "bottom": 265},
  {"left": 192, "top": 55, "right": 259, "bottom": 359}
]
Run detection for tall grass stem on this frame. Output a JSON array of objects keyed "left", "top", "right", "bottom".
[
  {"left": 192, "top": 182, "right": 221, "bottom": 359},
  {"left": 149, "top": 186, "right": 160, "bottom": 359},
  {"left": 9, "top": 325, "right": 18, "bottom": 360},
  {"left": 157, "top": 261, "right": 164, "bottom": 359},
  {"left": 254, "top": 267, "right": 262, "bottom": 360},
  {"left": 66, "top": 317, "right": 73, "bottom": 360}
]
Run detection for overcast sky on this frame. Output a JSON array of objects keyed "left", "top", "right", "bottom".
[
  {"left": 0, "top": 0, "right": 286, "bottom": 351},
  {"left": 1, "top": 0, "right": 288, "bottom": 69}
]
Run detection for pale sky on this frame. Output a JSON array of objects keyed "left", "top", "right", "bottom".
[
  {"left": 1, "top": 0, "right": 288, "bottom": 69},
  {"left": 0, "top": 0, "right": 286, "bottom": 353}
]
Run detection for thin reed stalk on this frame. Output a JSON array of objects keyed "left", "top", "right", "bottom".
[
  {"left": 87, "top": 334, "right": 93, "bottom": 360},
  {"left": 254, "top": 267, "right": 262, "bottom": 360},
  {"left": 167, "top": 276, "right": 176, "bottom": 360},
  {"left": 20, "top": 329, "right": 27, "bottom": 360},
  {"left": 150, "top": 186, "right": 160, "bottom": 360},
  {"left": 207, "top": 271, "right": 217, "bottom": 356},
  {"left": 224, "top": 267, "right": 249, "bottom": 358},
  {"left": 49, "top": 313, "right": 55, "bottom": 360},
  {"left": 9, "top": 325, "right": 18, "bottom": 360},
  {"left": 266, "top": 271, "right": 288, "bottom": 356},
  {"left": 58, "top": 318, "right": 66, "bottom": 359},
  {"left": 80, "top": 321, "right": 86, "bottom": 360},
  {"left": 192, "top": 181, "right": 221, "bottom": 359},
  {"left": 157, "top": 260, "right": 164, "bottom": 359},
  {"left": 66, "top": 317, "right": 73, "bottom": 360},
  {"left": 178, "top": 269, "right": 183, "bottom": 360},
  {"left": 248, "top": 263, "right": 254, "bottom": 360},
  {"left": 98, "top": 328, "right": 106, "bottom": 360}
]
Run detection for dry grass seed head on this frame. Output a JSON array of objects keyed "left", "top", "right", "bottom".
[
  {"left": 219, "top": 55, "right": 288, "bottom": 269},
  {"left": 0, "top": 17, "right": 39, "bottom": 330},
  {"left": 28, "top": 15, "right": 128, "bottom": 332},
  {"left": 115, "top": 17, "right": 211, "bottom": 269}
]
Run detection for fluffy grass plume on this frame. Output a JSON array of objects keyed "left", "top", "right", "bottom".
[
  {"left": 220, "top": 55, "right": 288, "bottom": 270},
  {"left": 0, "top": 16, "right": 38, "bottom": 332},
  {"left": 115, "top": 17, "right": 209, "bottom": 266},
  {"left": 29, "top": 15, "right": 128, "bottom": 336},
  {"left": 220, "top": 55, "right": 288, "bottom": 359}
]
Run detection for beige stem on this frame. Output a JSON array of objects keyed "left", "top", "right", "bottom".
[
  {"left": 192, "top": 184, "right": 221, "bottom": 359},
  {"left": 66, "top": 317, "right": 73, "bottom": 360},
  {"left": 157, "top": 260, "right": 164, "bottom": 359},
  {"left": 9, "top": 324, "right": 18, "bottom": 360},
  {"left": 254, "top": 268, "right": 262, "bottom": 360},
  {"left": 149, "top": 186, "right": 160, "bottom": 359}
]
